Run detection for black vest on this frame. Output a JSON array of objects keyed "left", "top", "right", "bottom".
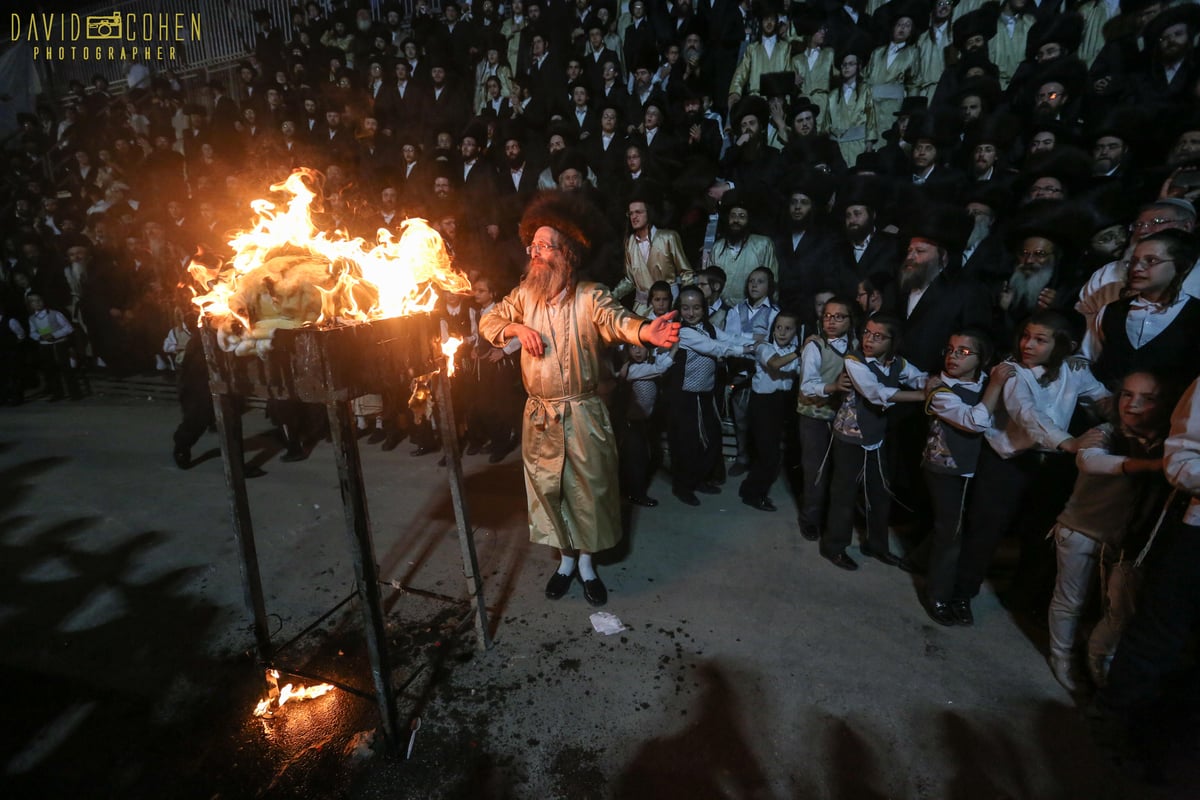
[
  {"left": 667, "top": 322, "right": 719, "bottom": 394},
  {"left": 922, "top": 380, "right": 986, "bottom": 476},
  {"left": 1095, "top": 296, "right": 1200, "bottom": 387},
  {"left": 834, "top": 354, "right": 906, "bottom": 447}
]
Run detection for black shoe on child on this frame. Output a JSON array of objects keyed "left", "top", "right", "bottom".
[
  {"left": 950, "top": 598, "right": 974, "bottom": 626},
  {"left": 545, "top": 570, "right": 574, "bottom": 600},
  {"left": 742, "top": 496, "right": 777, "bottom": 512},
  {"left": 799, "top": 523, "right": 820, "bottom": 541},
  {"left": 673, "top": 487, "right": 701, "bottom": 506},
  {"left": 582, "top": 576, "right": 608, "bottom": 606},
  {"left": 173, "top": 446, "right": 191, "bottom": 470},
  {"left": 927, "top": 601, "right": 956, "bottom": 627}
]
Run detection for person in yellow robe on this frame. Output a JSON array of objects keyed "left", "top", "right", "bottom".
[
  {"left": 915, "top": 0, "right": 955, "bottom": 98},
  {"left": 822, "top": 37, "right": 879, "bottom": 168},
  {"left": 614, "top": 195, "right": 694, "bottom": 314},
  {"left": 988, "top": 0, "right": 1035, "bottom": 87},
  {"left": 790, "top": 5, "right": 835, "bottom": 100},
  {"left": 478, "top": 192, "right": 681, "bottom": 607},
  {"left": 865, "top": 2, "right": 924, "bottom": 121},
  {"left": 708, "top": 191, "right": 781, "bottom": 307},
  {"left": 727, "top": 3, "right": 795, "bottom": 107}
]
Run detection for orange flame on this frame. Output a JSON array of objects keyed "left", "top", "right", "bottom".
[
  {"left": 189, "top": 168, "right": 470, "bottom": 355},
  {"left": 252, "top": 669, "right": 334, "bottom": 717},
  {"left": 442, "top": 337, "right": 463, "bottom": 377}
]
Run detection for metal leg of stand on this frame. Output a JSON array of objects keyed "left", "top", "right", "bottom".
[
  {"left": 212, "top": 392, "right": 273, "bottom": 662},
  {"left": 435, "top": 370, "right": 493, "bottom": 651},
  {"left": 325, "top": 398, "right": 401, "bottom": 750}
]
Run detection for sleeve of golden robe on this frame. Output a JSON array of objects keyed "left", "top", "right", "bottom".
[{"left": 480, "top": 282, "right": 648, "bottom": 552}]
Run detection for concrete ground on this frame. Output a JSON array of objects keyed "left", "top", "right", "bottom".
[{"left": 0, "top": 390, "right": 1189, "bottom": 799}]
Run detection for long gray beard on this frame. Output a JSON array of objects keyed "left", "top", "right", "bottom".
[
  {"left": 966, "top": 215, "right": 991, "bottom": 250},
  {"left": 1009, "top": 267, "right": 1052, "bottom": 314},
  {"left": 524, "top": 262, "right": 570, "bottom": 304}
]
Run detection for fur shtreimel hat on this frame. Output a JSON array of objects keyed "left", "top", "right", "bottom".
[{"left": 519, "top": 191, "right": 600, "bottom": 253}]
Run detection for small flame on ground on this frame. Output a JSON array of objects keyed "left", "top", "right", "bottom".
[
  {"left": 442, "top": 337, "right": 463, "bottom": 377},
  {"left": 252, "top": 669, "right": 335, "bottom": 717}
]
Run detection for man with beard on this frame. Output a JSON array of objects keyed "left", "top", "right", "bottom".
[
  {"left": 834, "top": 180, "right": 901, "bottom": 287},
  {"left": 960, "top": 182, "right": 1014, "bottom": 292},
  {"left": 998, "top": 200, "right": 1089, "bottom": 343},
  {"left": 1130, "top": 3, "right": 1200, "bottom": 113},
  {"left": 774, "top": 175, "right": 841, "bottom": 333},
  {"left": 478, "top": 192, "right": 681, "bottom": 606},
  {"left": 904, "top": 111, "right": 965, "bottom": 200},
  {"left": 778, "top": 96, "right": 846, "bottom": 173},
  {"left": 497, "top": 126, "right": 541, "bottom": 209},
  {"left": 676, "top": 87, "right": 723, "bottom": 164},
  {"left": 708, "top": 190, "right": 780, "bottom": 306},
  {"left": 721, "top": 96, "right": 783, "bottom": 209},
  {"left": 896, "top": 205, "right": 994, "bottom": 374}
]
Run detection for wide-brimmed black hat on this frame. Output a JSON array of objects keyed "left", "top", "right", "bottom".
[
  {"left": 901, "top": 202, "right": 973, "bottom": 252},
  {"left": 1020, "top": 146, "right": 1093, "bottom": 196},
  {"left": 731, "top": 95, "right": 770, "bottom": 131},
  {"left": 1144, "top": 2, "right": 1200, "bottom": 47},
  {"left": 790, "top": 95, "right": 822, "bottom": 120},
  {"left": 894, "top": 96, "right": 928, "bottom": 117},
  {"left": 963, "top": 111, "right": 1020, "bottom": 151},
  {"left": 953, "top": 75, "right": 1003, "bottom": 111},
  {"left": 1025, "top": 11, "right": 1085, "bottom": 59},
  {"left": 1005, "top": 198, "right": 1093, "bottom": 257},
  {"left": 952, "top": 3, "right": 1000, "bottom": 45},
  {"left": 903, "top": 109, "right": 958, "bottom": 148}
]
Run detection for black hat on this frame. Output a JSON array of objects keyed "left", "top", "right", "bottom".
[
  {"left": 878, "top": 0, "right": 931, "bottom": 38},
  {"left": 550, "top": 148, "right": 589, "bottom": 182},
  {"left": 720, "top": 188, "right": 755, "bottom": 217},
  {"left": 1144, "top": 2, "right": 1200, "bottom": 46},
  {"left": 731, "top": 95, "right": 769, "bottom": 131},
  {"left": 902, "top": 202, "right": 973, "bottom": 252},
  {"left": 496, "top": 118, "right": 527, "bottom": 146},
  {"left": 1090, "top": 106, "right": 1146, "bottom": 147},
  {"left": 1025, "top": 11, "right": 1084, "bottom": 59},
  {"left": 851, "top": 151, "right": 884, "bottom": 175},
  {"left": 835, "top": 30, "right": 874, "bottom": 67},
  {"left": 784, "top": 169, "right": 835, "bottom": 208},
  {"left": 903, "top": 109, "right": 957, "bottom": 148},
  {"left": 1005, "top": 198, "right": 1093, "bottom": 257},
  {"left": 752, "top": 0, "right": 784, "bottom": 20},
  {"left": 956, "top": 48, "right": 1001, "bottom": 80},
  {"left": 963, "top": 180, "right": 1014, "bottom": 216},
  {"left": 251, "top": 8, "right": 272, "bottom": 24},
  {"left": 953, "top": 75, "right": 1003, "bottom": 111},
  {"left": 964, "top": 111, "right": 1020, "bottom": 150},
  {"left": 952, "top": 3, "right": 1000, "bottom": 45},
  {"left": 16, "top": 112, "right": 39, "bottom": 127},
  {"left": 759, "top": 71, "right": 796, "bottom": 100},
  {"left": 894, "top": 96, "right": 928, "bottom": 117},
  {"left": 1083, "top": 183, "right": 1136, "bottom": 232},
  {"left": 790, "top": 95, "right": 822, "bottom": 120},
  {"left": 1020, "top": 146, "right": 1092, "bottom": 196},
  {"left": 461, "top": 120, "right": 488, "bottom": 145},
  {"left": 1029, "top": 57, "right": 1087, "bottom": 103},
  {"left": 790, "top": 4, "right": 827, "bottom": 37},
  {"left": 836, "top": 175, "right": 886, "bottom": 210},
  {"left": 1119, "top": 0, "right": 1159, "bottom": 14}
]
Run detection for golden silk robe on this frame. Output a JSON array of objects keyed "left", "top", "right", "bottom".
[
  {"left": 728, "top": 38, "right": 795, "bottom": 97},
  {"left": 709, "top": 233, "right": 780, "bottom": 306},
  {"left": 614, "top": 228, "right": 695, "bottom": 314},
  {"left": 792, "top": 47, "right": 835, "bottom": 99},
  {"left": 822, "top": 83, "right": 879, "bottom": 167},
  {"left": 915, "top": 25, "right": 952, "bottom": 98},
  {"left": 1078, "top": 0, "right": 1118, "bottom": 67},
  {"left": 988, "top": 13, "right": 1035, "bottom": 87},
  {"left": 478, "top": 282, "right": 647, "bottom": 552},
  {"left": 865, "top": 43, "right": 922, "bottom": 121}
]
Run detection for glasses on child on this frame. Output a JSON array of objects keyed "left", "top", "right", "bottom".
[
  {"left": 526, "top": 242, "right": 561, "bottom": 255},
  {"left": 1128, "top": 256, "right": 1175, "bottom": 270},
  {"left": 863, "top": 331, "right": 892, "bottom": 342},
  {"left": 942, "top": 346, "right": 978, "bottom": 358},
  {"left": 823, "top": 312, "right": 849, "bottom": 321}
]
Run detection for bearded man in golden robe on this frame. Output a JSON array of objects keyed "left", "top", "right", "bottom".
[{"left": 478, "top": 192, "right": 681, "bottom": 606}]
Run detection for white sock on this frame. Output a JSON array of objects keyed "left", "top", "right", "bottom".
[
  {"left": 578, "top": 553, "right": 596, "bottom": 581},
  {"left": 557, "top": 554, "right": 577, "bottom": 576},
  {"left": 356, "top": 415, "right": 367, "bottom": 430}
]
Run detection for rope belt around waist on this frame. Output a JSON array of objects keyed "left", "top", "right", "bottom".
[
  {"left": 527, "top": 391, "right": 595, "bottom": 430},
  {"left": 833, "top": 124, "right": 866, "bottom": 143}
]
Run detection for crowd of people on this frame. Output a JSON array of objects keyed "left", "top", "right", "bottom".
[{"left": 2, "top": 0, "right": 1200, "bottom": 780}]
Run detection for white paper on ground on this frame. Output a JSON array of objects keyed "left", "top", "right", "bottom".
[{"left": 590, "top": 611, "right": 627, "bottom": 635}]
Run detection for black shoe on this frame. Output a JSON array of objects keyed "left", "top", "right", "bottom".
[
  {"left": 823, "top": 550, "right": 859, "bottom": 571},
  {"left": 356, "top": 427, "right": 372, "bottom": 440},
  {"left": 488, "top": 440, "right": 515, "bottom": 463},
  {"left": 281, "top": 445, "right": 307, "bottom": 463},
  {"left": 673, "top": 487, "right": 700, "bottom": 506},
  {"left": 728, "top": 463, "right": 748, "bottom": 477},
  {"left": 545, "top": 570, "right": 574, "bottom": 600},
  {"left": 173, "top": 445, "right": 191, "bottom": 469},
  {"left": 742, "top": 496, "right": 777, "bottom": 512},
  {"left": 381, "top": 432, "right": 405, "bottom": 451},
  {"left": 861, "top": 546, "right": 901, "bottom": 566},
  {"left": 244, "top": 465, "right": 267, "bottom": 479},
  {"left": 627, "top": 495, "right": 659, "bottom": 508},
  {"left": 410, "top": 445, "right": 437, "bottom": 457},
  {"left": 899, "top": 556, "right": 923, "bottom": 574},
  {"left": 582, "top": 576, "right": 608, "bottom": 606},
  {"left": 928, "top": 601, "right": 956, "bottom": 627},
  {"left": 799, "top": 523, "right": 820, "bottom": 542},
  {"left": 696, "top": 482, "right": 721, "bottom": 495},
  {"left": 950, "top": 598, "right": 974, "bottom": 626}
]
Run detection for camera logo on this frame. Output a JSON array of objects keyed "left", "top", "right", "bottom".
[{"left": 85, "top": 12, "right": 123, "bottom": 40}]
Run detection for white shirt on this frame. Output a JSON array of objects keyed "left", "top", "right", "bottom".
[
  {"left": 800, "top": 335, "right": 849, "bottom": 397},
  {"left": 987, "top": 360, "right": 1110, "bottom": 458},
  {"left": 852, "top": 233, "right": 872, "bottom": 262},
  {"left": 1084, "top": 293, "right": 1190, "bottom": 361},
  {"left": 753, "top": 340, "right": 799, "bottom": 393},
  {"left": 906, "top": 285, "right": 929, "bottom": 317},
  {"left": 928, "top": 373, "right": 992, "bottom": 477},
  {"left": 844, "top": 355, "right": 927, "bottom": 450},
  {"left": 510, "top": 164, "right": 524, "bottom": 190},
  {"left": 1165, "top": 376, "right": 1200, "bottom": 525},
  {"left": 886, "top": 42, "right": 905, "bottom": 68},
  {"left": 761, "top": 34, "right": 777, "bottom": 59}
]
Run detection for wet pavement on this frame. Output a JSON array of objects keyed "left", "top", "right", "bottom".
[{"left": 1, "top": 394, "right": 1191, "bottom": 798}]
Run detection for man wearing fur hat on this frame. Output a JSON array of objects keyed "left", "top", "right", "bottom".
[{"left": 478, "top": 193, "right": 681, "bottom": 606}]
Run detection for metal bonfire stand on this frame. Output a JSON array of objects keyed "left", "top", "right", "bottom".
[{"left": 200, "top": 315, "right": 492, "bottom": 749}]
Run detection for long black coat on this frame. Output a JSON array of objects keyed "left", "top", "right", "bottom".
[{"left": 899, "top": 269, "right": 995, "bottom": 374}]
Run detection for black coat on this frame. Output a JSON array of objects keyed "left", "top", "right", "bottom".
[
  {"left": 834, "top": 230, "right": 902, "bottom": 286},
  {"left": 899, "top": 269, "right": 995, "bottom": 374}
]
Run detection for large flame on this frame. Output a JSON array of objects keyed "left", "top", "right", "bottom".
[
  {"left": 189, "top": 168, "right": 471, "bottom": 356},
  {"left": 252, "top": 669, "right": 335, "bottom": 717}
]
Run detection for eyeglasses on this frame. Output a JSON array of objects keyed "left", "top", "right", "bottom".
[
  {"left": 1132, "top": 217, "right": 1180, "bottom": 232},
  {"left": 863, "top": 330, "right": 892, "bottom": 342},
  {"left": 823, "top": 312, "right": 849, "bottom": 321},
  {"left": 1129, "top": 257, "right": 1175, "bottom": 270},
  {"left": 526, "top": 242, "right": 561, "bottom": 255},
  {"left": 1020, "top": 249, "right": 1054, "bottom": 260},
  {"left": 942, "top": 346, "right": 978, "bottom": 358}
]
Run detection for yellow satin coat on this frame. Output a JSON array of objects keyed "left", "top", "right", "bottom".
[
  {"left": 729, "top": 38, "right": 796, "bottom": 97},
  {"left": 709, "top": 233, "right": 780, "bottom": 306},
  {"left": 792, "top": 47, "right": 834, "bottom": 99},
  {"left": 614, "top": 228, "right": 695, "bottom": 314},
  {"left": 865, "top": 43, "right": 921, "bottom": 120},
  {"left": 822, "top": 84, "right": 878, "bottom": 167},
  {"left": 479, "top": 282, "right": 647, "bottom": 551},
  {"left": 988, "top": 13, "right": 1035, "bottom": 87}
]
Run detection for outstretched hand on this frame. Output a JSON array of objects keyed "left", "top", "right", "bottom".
[{"left": 642, "top": 310, "right": 681, "bottom": 349}]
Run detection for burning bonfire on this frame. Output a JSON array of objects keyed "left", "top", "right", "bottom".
[
  {"left": 253, "top": 668, "right": 334, "bottom": 717},
  {"left": 187, "top": 168, "right": 471, "bottom": 362}
]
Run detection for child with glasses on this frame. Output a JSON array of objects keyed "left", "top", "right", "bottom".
[
  {"left": 920, "top": 330, "right": 1012, "bottom": 625},
  {"left": 823, "top": 316, "right": 926, "bottom": 571},
  {"left": 796, "top": 296, "right": 857, "bottom": 541}
]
